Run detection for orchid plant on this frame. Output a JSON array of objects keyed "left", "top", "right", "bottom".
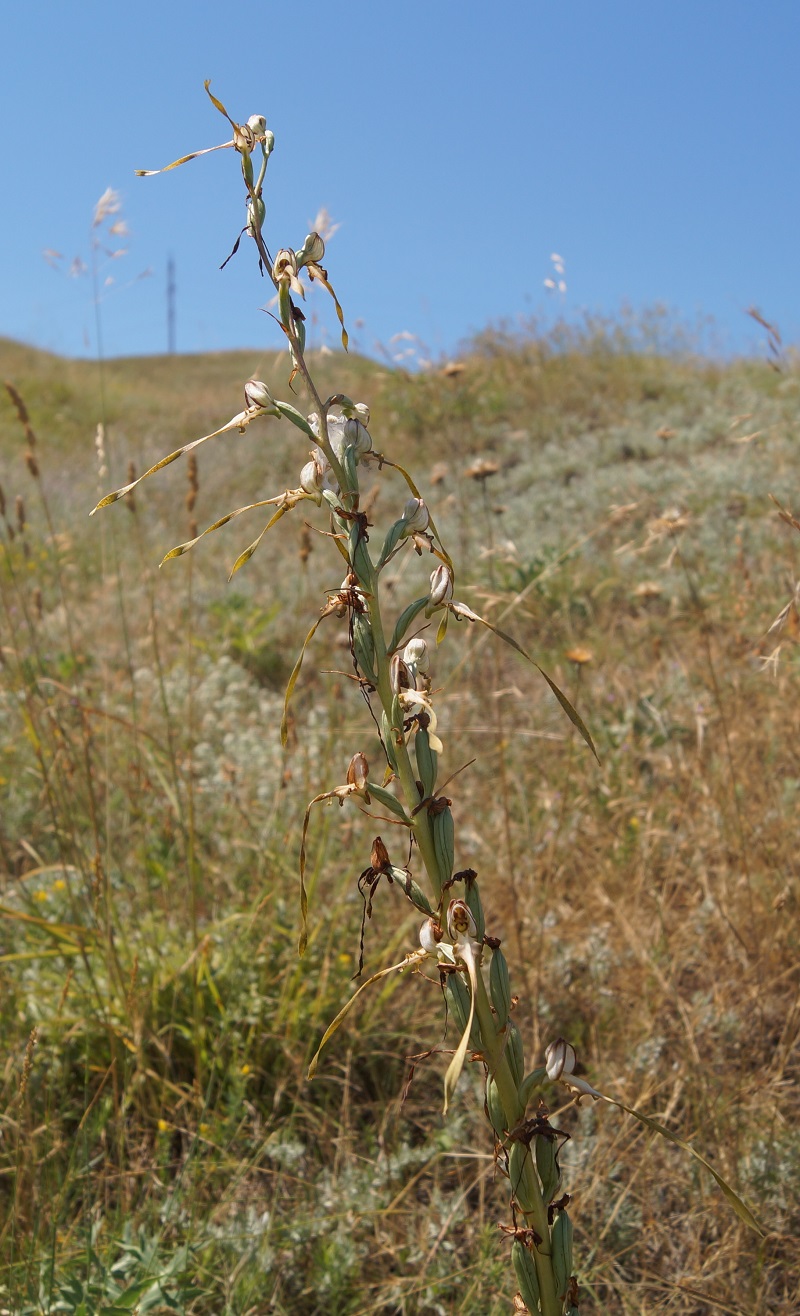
[{"left": 92, "top": 85, "right": 761, "bottom": 1314}]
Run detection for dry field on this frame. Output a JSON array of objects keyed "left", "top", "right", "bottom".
[{"left": 1, "top": 325, "right": 799, "bottom": 1313}]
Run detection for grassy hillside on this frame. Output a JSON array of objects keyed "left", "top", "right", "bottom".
[{"left": 1, "top": 329, "right": 799, "bottom": 1314}]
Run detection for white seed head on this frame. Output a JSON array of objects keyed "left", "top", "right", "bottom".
[
  {"left": 247, "top": 115, "right": 267, "bottom": 136},
  {"left": 343, "top": 417, "right": 372, "bottom": 457},
  {"left": 273, "top": 248, "right": 299, "bottom": 286},
  {"left": 300, "top": 459, "right": 322, "bottom": 496},
  {"left": 389, "top": 652, "right": 413, "bottom": 695}
]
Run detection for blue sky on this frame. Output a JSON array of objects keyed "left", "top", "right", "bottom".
[{"left": 2, "top": 1, "right": 798, "bottom": 362}]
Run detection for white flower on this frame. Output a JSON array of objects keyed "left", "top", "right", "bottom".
[
  {"left": 397, "top": 686, "right": 443, "bottom": 754},
  {"left": 545, "top": 1038, "right": 601, "bottom": 1101},
  {"left": 401, "top": 497, "right": 430, "bottom": 534},
  {"left": 402, "top": 637, "right": 429, "bottom": 674},
  {"left": 427, "top": 564, "right": 453, "bottom": 609}
]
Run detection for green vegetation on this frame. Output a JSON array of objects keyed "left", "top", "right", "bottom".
[{"left": 1, "top": 325, "right": 799, "bottom": 1313}]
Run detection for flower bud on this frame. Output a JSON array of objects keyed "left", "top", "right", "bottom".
[
  {"left": 247, "top": 114, "right": 267, "bottom": 136},
  {"left": 389, "top": 653, "right": 413, "bottom": 695},
  {"left": 244, "top": 379, "right": 275, "bottom": 411},
  {"left": 346, "top": 752, "right": 370, "bottom": 794},
  {"left": 419, "top": 917, "right": 443, "bottom": 956},
  {"left": 343, "top": 417, "right": 372, "bottom": 457},
  {"left": 401, "top": 497, "right": 430, "bottom": 534},
  {"left": 273, "top": 248, "right": 299, "bottom": 286},
  {"left": 447, "top": 899, "right": 478, "bottom": 942},
  {"left": 402, "top": 637, "right": 429, "bottom": 673},
  {"left": 233, "top": 121, "right": 256, "bottom": 153},
  {"left": 295, "top": 232, "right": 326, "bottom": 268},
  {"left": 428, "top": 564, "right": 454, "bottom": 608},
  {"left": 300, "top": 459, "right": 323, "bottom": 496},
  {"left": 246, "top": 195, "right": 266, "bottom": 236},
  {"left": 545, "top": 1038, "right": 576, "bottom": 1082}
]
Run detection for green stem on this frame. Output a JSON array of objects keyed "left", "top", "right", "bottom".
[
  {"left": 473, "top": 971, "right": 561, "bottom": 1315},
  {"left": 366, "top": 578, "right": 442, "bottom": 905}
]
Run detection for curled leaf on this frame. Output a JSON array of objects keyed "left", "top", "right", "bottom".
[
  {"left": 135, "top": 142, "right": 231, "bottom": 177},
  {"left": 308, "top": 951, "right": 424, "bottom": 1077},
  {"left": 281, "top": 616, "right": 325, "bottom": 749},
  {"left": 443, "top": 938, "right": 479, "bottom": 1114},
  {"left": 204, "top": 80, "right": 236, "bottom": 128},
  {"left": 446, "top": 602, "right": 598, "bottom": 760},
  {"left": 228, "top": 498, "right": 302, "bottom": 579},
  {"left": 91, "top": 408, "right": 265, "bottom": 513},
  {"left": 298, "top": 787, "right": 343, "bottom": 955},
  {"left": 599, "top": 1094, "right": 763, "bottom": 1236},
  {"left": 160, "top": 496, "right": 290, "bottom": 565},
  {"left": 307, "top": 262, "right": 349, "bottom": 351}
]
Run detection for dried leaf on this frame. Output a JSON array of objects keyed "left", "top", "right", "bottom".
[
  {"left": 91, "top": 409, "right": 261, "bottom": 513},
  {"left": 446, "top": 603, "right": 598, "bottom": 758},
  {"left": 135, "top": 142, "right": 231, "bottom": 177},
  {"left": 228, "top": 502, "right": 296, "bottom": 579},
  {"left": 160, "top": 497, "right": 286, "bottom": 565},
  {"left": 599, "top": 1094, "right": 763, "bottom": 1235},
  {"left": 281, "top": 616, "right": 325, "bottom": 749},
  {"left": 307, "top": 952, "right": 423, "bottom": 1077},
  {"left": 443, "top": 941, "right": 479, "bottom": 1114}
]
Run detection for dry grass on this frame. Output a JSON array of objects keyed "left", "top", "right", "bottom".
[{"left": 1, "top": 327, "right": 799, "bottom": 1314}]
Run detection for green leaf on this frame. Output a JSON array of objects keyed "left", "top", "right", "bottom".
[
  {"left": 387, "top": 597, "right": 428, "bottom": 653},
  {"left": 363, "top": 783, "right": 411, "bottom": 823},
  {"left": 534, "top": 663, "right": 599, "bottom": 762},
  {"left": 274, "top": 400, "right": 318, "bottom": 439}
]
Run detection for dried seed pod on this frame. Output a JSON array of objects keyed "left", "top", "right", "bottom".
[
  {"left": 346, "top": 752, "right": 369, "bottom": 794},
  {"left": 447, "top": 898, "right": 477, "bottom": 941},
  {"left": 15, "top": 495, "right": 25, "bottom": 533}
]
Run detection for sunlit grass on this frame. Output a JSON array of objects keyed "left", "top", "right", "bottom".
[{"left": 2, "top": 326, "right": 799, "bottom": 1312}]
